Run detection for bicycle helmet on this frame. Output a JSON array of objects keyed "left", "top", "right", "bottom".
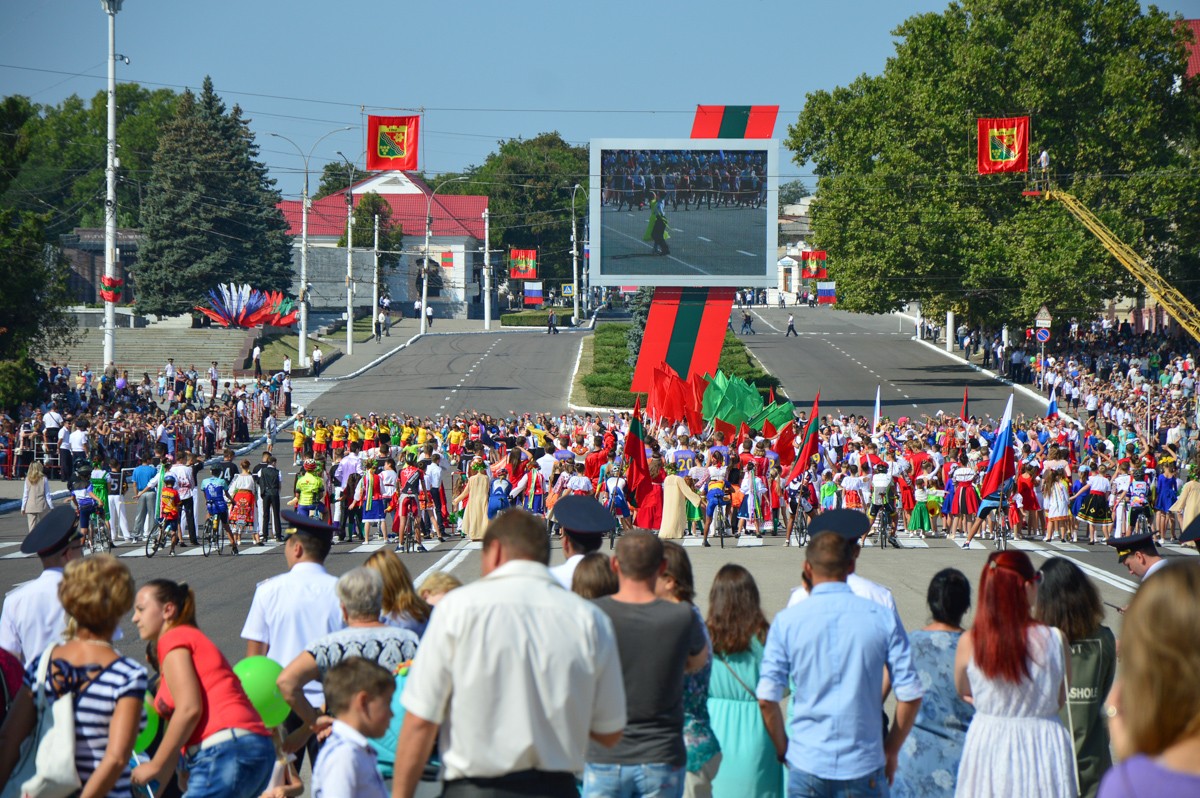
[
  {"left": 162, "top": 474, "right": 177, "bottom": 486},
  {"left": 874, "top": 463, "right": 889, "bottom": 474}
]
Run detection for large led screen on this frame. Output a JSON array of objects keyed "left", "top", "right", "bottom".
[{"left": 589, "top": 138, "right": 778, "bottom": 287}]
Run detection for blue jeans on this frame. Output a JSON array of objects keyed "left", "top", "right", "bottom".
[
  {"left": 183, "top": 731, "right": 274, "bottom": 798},
  {"left": 787, "top": 766, "right": 888, "bottom": 798},
  {"left": 582, "top": 762, "right": 685, "bottom": 798}
]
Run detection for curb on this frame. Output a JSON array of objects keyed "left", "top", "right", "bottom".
[
  {"left": 0, "top": 407, "right": 306, "bottom": 517},
  {"left": 908, "top": 336, "right": 1081, "bottom": 427}
]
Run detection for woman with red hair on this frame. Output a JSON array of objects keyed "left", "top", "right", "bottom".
[{"left": 953, "top": 550, "right": 1078, "bottom": 797}]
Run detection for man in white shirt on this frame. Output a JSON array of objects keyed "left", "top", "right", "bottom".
[
  {"left": 282, "top": 356, "right": 292, "bottom": 377},
  {"left": 253, "top": 344, "right": 263, "bottom": 378},
  {"left": 536, "top": 442, "right": 558, "bottom": 482},
  {"left": 0, "top": 507, "right": 82, "bottom": 664},
  {"left": 393, "top": 510, "right": 625, "bottom": 798},
  {"left": 243, "top": 511, "right": 344, "bottom": 765}
]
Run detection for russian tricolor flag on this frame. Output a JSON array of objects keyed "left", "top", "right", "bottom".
[
  {"left": 524, "top": 280, "right": 544, "bottom": 306},
  {"left": 816, "top": 281, "right": 837, "bottom": 305},
  {"left": 981, "top": 395, "right": 1016, "bottom": 497},
  {"left": 1046, "top": 386, "right": 1059, "bottom": 420}
]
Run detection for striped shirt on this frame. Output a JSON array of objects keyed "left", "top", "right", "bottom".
[{"left": 24, "top": 653, "right": 147, "bottom": 797}]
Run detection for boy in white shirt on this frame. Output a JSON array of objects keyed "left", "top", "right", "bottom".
[{"left": 312, "top": 658, "right": 394, "bottom": 798}]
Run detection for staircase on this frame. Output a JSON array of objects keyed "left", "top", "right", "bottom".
[{"left": 47, "top": 327, "right": 254, "bottom": 376}]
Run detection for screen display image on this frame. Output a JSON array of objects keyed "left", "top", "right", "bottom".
[{"left": 589, "top": 139, "right": 778, "bottom": 287}]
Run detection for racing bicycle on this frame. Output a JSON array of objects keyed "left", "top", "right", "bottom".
[
  {"left": 87, "top": 515, "right": 113, "bottom": 555},
  {"left": 200, "top": 515, "right": 225, "bottom": 557},
  {"left": 145, "top": 518, "right": 172, "bottom": 558}
]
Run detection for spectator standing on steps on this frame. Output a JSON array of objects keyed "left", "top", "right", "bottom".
[
  {"left": 312, "top": 345, "right": 323, "bottom": 378},
  {"left": 253, "top": 343, "right": 263, "bottom": 378}
]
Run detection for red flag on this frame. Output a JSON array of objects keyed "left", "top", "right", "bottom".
[
  {"left": 713, "top": 418, "right": 737, "bottom": 448},
  {"left": 784, "top": 392, "right": 820, "bottom": 483},
  {"left": 367, "top": 115, "right": 420, "bottom": 171},
  {"left": 977, "top": 116, "right": 1029, "bottom": 175},
  {"left": 737, "top": 422, "right": 751, "bottom": 451},
  {"left": 623, "top": 398, "right": 653, "bottom": 506},
  {"left": 768, "top": 387, "right": 776, "bottom": 405},
  {"left": 960, "top": 386, "right": 969, "bottom": 422},
  {"left": 509, "top": 249, "right": 538, "bottom": 280},
  {"left": 773, "top": 422, "right": 796, "bottom": 469}
]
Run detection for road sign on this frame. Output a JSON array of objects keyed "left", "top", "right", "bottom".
[
  {"left": 562, "top": 284, "right": 575, "bottom": 297},
  {"left": 1035, "top": 305, "right": 1052, "bottom": 329},
  {"left": 1036, "top": 328, "right": 1050, "bottom": 342}
]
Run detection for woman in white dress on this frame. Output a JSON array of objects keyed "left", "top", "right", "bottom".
[{"left": 953, "top": 550, "right": 1078, "bottom": 797}]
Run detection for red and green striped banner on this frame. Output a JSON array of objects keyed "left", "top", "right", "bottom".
[
  {"left": 440, "top": 251, "right": 454, "bottom": 269},
  {"left": 631, "top": 287, "right": 735, "bottom": 393},
  {"left": 690, "top": 105, "right": 779, "bottom": 139}
]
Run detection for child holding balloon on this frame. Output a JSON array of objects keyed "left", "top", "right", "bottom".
[{"left": 131, "top": 579, "right": 277, "bottom": 798}]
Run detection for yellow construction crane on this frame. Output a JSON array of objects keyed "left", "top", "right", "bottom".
[{"left": 1022, "top": 188, "right": 1200, "bottom": 342}]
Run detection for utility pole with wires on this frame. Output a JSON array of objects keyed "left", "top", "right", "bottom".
[{"left": 372, "top": 214, "right": 380, "bottom": 336}]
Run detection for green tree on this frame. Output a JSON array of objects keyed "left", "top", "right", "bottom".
[
  {"left": 786, "top": 0, "right": 1200, "bottom": 326},
  {"left": 314, "top": 160, "right": 364, "bottom": 200},
  {"left": 0, "top": 85, "right": 177, "bottom": 234},
  {"left": 0, "top": 208, "right": 78, "bottom": 409},
  {"left": 426, "top": 132, "right": 588, "bottom": 281},
  {"left": 135, "top": 78, "right": 293, "bottom": 316},
  {"left": 337, "top": 191, "right": 404, "bottom": 293},
  {"left": 779, "top": 179, "right": 810, "bottom": 205}
]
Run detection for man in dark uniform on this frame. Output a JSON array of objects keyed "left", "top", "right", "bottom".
[
  {"left": 549, "top": 494, "right": 618, "bottom": 589},
  {"left": 1106, "top": 531, "right": 1167, "bottom": 581}
]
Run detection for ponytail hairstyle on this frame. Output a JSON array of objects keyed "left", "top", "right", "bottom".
[
  {"left": 972, "top": 551, "right": 1038, "bottom": 683},
  {"left": 144, "top": 578, "right": 198, "bottom": 631}
]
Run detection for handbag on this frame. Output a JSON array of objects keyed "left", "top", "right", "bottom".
[
  {"left": 1, "top": 646, "right": 82, "bottom": 798},
  {"left": 1053, "top": 627, "right": 1082, "bottom": 797}
]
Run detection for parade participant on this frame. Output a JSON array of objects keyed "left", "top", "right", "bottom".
[
  {"left": 1105, "top": 531, "right": 1166, "bottom": 581},
  {"left": 200, "top": 463, "right": 236, "bottom": 552},
  {"left": 702, "top": 452, "right": 728, "bottom": 548},
  {"left": 454, "top": 461, "right": 491, "bottom": 542},
  {"left": 549, "top": 494, "right": 615, "bottom": 589},
  {"left": 868, "top": 462, "right": 902, "bottom": 549},
  {"left": 1072, "top": 465, "right": 1114, "bottom": 544},
  {"left": 394, "top": 453, "right": 430, "bottom": 551},
  {"left": 948, "top": 458, "right": 980, "bottom": 540},
  {"left": 510, "top": 456, "right": 549, "bottom": 516},
  {"left": 352, "top": 460, "right": 387, "bottom": 543},
  {"left": 227, "top": 459, "right": 258, "bottom": 548},
  {"left": 0, "top": 506, "right": 83, "bottom": 664},
  {"left": 660, "top": 468, "right": 703, "bottom": 540},
  {"left": 290, "top": 459, "right": 325, "bottom": 519},
  {"left": 67, "top": 465, "right": 104, "bottom": 551},
  {"left": 597, "top": 463, "right": 632, "bottom": 529},
  {"left": 241, "top": 511, "right": 343, "bottom": 767}
]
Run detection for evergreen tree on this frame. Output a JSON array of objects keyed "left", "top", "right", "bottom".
[{"left": 135, "top": 78, "right": 293, "bottom": 316}]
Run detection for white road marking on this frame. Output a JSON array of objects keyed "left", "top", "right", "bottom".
[
  {"left": 1047, "top": 541, "right": 1088, "bottom": 552},
  {"left": 1028, "top": 550, "right": 1137, "bottom": 593},
  {"left": 682, "top": 538, "right": 704, "bottom": 547},
  {"left": 414, "top": 540, "right": 471, "bottom": 586},
  {"left": 350, "top": 543, "right": 388, "bottom": 553},
  {"left": 1162, "top": 543, "right": 1199, "bottom": 556},
  {"left": 697, "top": 236, "right": 712, "bottom": 242},
  {"left": 753, "top": 312, "right": 780, "bottom": 332},
  {"left": 737, "top": 536, "right": 764, "bottom": 547},
  {"left": 897, "top": 538, "right": 930, "bottom": 549},
  {"left": 736, "top": 250, "right": 757, "bottom": 257}
]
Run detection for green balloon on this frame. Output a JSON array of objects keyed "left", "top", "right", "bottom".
[
  {"left": 134, "top": 695, "right": 160, "bottom": 754},
  {"left": 233, "top": 655, "right": 290, "bottom": 728}
]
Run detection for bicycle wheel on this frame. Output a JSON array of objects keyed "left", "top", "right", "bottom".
[
  {"left": 997, "top": 519, "right": 1009, "bottom": 551},
  {"left": 201, "top": 520, "right": 214, "bottom": 556},
  {"left": 94, "top": 520, "right": 112, "bottom": 553},
  {"left": 145, "top": 524, "right": 160, "bottom": 558}
]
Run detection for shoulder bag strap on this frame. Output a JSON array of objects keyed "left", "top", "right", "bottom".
[
  {"left": 1053, "top": 627, "right": 1081, "bottom": 796},
  {"left": 716, "top": 653, "right": 757, "bottom": 699},
  {"left": 34, "top": 645, "right": 54, "bottom": 712}
]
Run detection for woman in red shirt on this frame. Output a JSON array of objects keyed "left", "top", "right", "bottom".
[{"left": 131, "top": 579, "right": 275, "bottom": 798}]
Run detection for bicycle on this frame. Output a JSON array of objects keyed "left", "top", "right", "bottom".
[
  {"left": 712, "top": 501, "right": 731, "bottom": 549},
  {"left": 399, "top": 517, "right": 418, "bottom": 554},
  {"left": 870, "top": 503, "right": 902, "bottom": 549},
  {"left": 995, "top": 497, "right": 1011, "bottom": 552},
  {"left": 88, "top": 516, "right": 113, "bottom": 555},
  {"left": 200, "top": 516, "right": 225, "bottom": 557},
  {"left": 145, "top": 518, "right": 171, "bottom": 558}
]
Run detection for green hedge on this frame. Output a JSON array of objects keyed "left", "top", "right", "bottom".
[
  {"left": 581, "top": 323, "right": 781, "bottom": 408},
  {"left": 500, "top": 310, "right": 559, "bottom": 327}
]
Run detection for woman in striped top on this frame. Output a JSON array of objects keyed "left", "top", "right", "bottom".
[{"left": 0, "top": 554, "right": 146, "bottom": 797}]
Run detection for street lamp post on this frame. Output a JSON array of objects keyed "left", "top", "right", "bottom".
[
  {"left": 336, "top": 152, "right": 357, "bottom": 356},
  {"left": 269, "top": 127, "right": 350, "bottom": 370},
  {"left": 100, "top": 0, "right": 124, "bottom": 367},
  {"left": 570, "top": 183, "right": 581, "bottom": 325},
  {"left": 271, "top": 128, "right": 350, "bottom": 369},
  {"left": 422, "top": 176, "right": 469, "bottom": 335}
]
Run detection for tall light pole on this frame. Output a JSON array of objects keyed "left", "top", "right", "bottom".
[
  {"left": 570, "top": 183, "right": 581, "bottom": 325},
  {"left": 422, "top": 176, "right": 469, "bottom": 335},
  {"left": 336, "top": 152, "right": 356, "bottom": 356},
  {"left": 482, "top": 208, "right": 491, "bottom": 331},
  {"left": 269, "top": 126, "right": 350, "bottom": 369},
  {"left": 100, "top": 0, "right": 124, "bottom": 367}
]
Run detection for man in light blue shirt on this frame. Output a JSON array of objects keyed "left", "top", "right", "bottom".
[{"left": 757, "top": 512, "right": 923, "bottom": 797}]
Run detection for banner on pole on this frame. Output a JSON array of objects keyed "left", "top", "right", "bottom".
[
  {"left": 367, "top": 115, "right": 420, "bottom": 171},
  {"left": 977, "top": 116, "right": 1029, "bottom": 174},
  {"left": 817, "top": 282, "right": 837, "bottom": 304},
  {"left": 524, "top": 281, "right": 544, "bottom": 306},
  {"left": 509, "top": 249, "right": 537, "bottom": 279}
]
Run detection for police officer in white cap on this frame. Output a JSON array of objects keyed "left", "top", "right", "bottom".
[
  {"left": 549, "top": 494, "right": 618, "bottom": 589},
  {"left": 0, "top": 506, "right": 85, "bottom": 664}
]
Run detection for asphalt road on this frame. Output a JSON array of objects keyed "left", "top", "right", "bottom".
[
  {"left": 6, "top": 311, "right": 1194, "bottom": 671},
  {"left": 599, "top": 205, "right": 769, "bottom": 278}
]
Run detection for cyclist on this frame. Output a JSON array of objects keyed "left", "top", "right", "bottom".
[
  {"left": 867, "top": 462, "right": 902, "bottom": 549},
  {"left": 394, "top": 453, "right": 429, "bottom": 552},
  {"left": 702, "top": 451, "right": 728, "bottom": 548},
  {"left": 88, "top": 461, "right": 111, "bottom": 535},
  {"left": 158, "top": 474, "right": 183, "bottom": 556},
  {"left": 200, "top": 467, "right": 235, "bottom": 552},
  {"left": 1126, "top": 467, "right": 1153, "bottom": 537},
  {"left": 67, "top": 467, "right": 104, "bottom": 551},
  {"left": 289, "top": 459, "right": 325, "bottom": 519}
]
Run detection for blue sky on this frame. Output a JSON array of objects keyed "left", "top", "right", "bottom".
[{"left": 2, "top": 0, "right": 1198, "bottom": 201}]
